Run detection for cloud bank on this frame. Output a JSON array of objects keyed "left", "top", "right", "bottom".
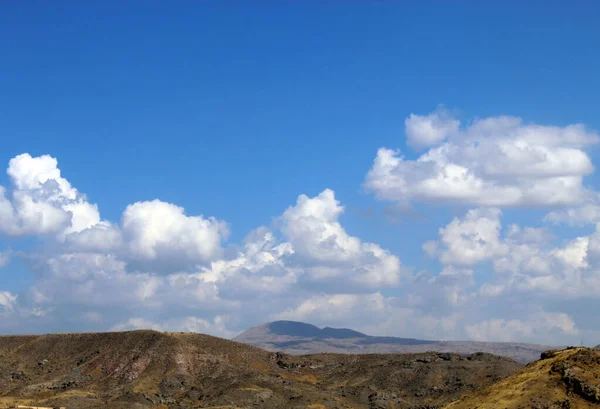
[{"left": 1, "top": 108, "right": 599, "bottom": 346}]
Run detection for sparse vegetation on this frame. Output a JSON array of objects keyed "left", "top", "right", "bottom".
[
  {"left": 0, "top": 330, "right": 522, "bottom": 409},
  {"left": 444, "top": 347, "right": 600, "bottom": 409}
]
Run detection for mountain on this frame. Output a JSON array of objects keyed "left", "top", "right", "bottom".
[
  {"left": 0, "top": 330, "right": 522, "bottom": 409},
  {"left": 234, "top": 320, "right": 554, "bottom": 363},
  {"left": 443, "top": 347, "right": 600, "bottom": 409}
]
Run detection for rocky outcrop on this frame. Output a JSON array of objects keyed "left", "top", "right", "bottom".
[
  {"left": 551, "top": 348, "right": 600, "bottom": 403},
  {"left": 444, "top": 347, "right": 600, "bottom": 409}
]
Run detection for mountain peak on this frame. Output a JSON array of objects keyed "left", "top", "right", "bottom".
[{"left": 267, "top": 320, "right": 323, "bottom": 337}]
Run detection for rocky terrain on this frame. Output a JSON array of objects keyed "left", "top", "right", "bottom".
[
  {"left": 443, "top": 347, "right": 600, "bottom": 409},
  {"left": 0, "top": 330, "right": 522, "bottom": 409},
  {"left": 235, "top": 321, "right": 554, "bottom": 363}
]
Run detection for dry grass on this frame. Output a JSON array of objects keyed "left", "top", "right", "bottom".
[
  {"left": 279, "top": 370, "right": 320, "bottom": 385},
  {"left": 444, "top": 347, "right": 600, "bottom": 409}
]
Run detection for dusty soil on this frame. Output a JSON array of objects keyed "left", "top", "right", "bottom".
[{"left": 0, "top": 330, "right": 522, "bottom": 409}]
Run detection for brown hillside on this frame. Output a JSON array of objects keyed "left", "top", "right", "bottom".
[
  {"left": 443, "top": 347, "right": 600, "bottom": 409},
  {"left": 0, "top": 330, "right": 522, "bottom": 409}
]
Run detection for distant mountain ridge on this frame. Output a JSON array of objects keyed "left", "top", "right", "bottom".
[
  {"left": 266, "top": 320, "right": 437, "bottom": 346},
  {"left": 234, "top": 320, "right": 555, "bottom": 363}
]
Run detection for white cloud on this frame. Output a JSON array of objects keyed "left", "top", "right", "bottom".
[
  {"left": 0, "top": 154, "right": 100, "bottom": 237},
  {"left": 111, "top": 315, "right": 235, "bottom": 338},
  {"left": 121, "top": 200, "right": 229, "bottom": 264},
  {"left": 465, "top": 311, "right": 578, "bottom": 342},
  {"left": 0, "top": 250, "right": 11, "bottom": 268},
  {"left": 281, "top": 189, "right": 361, "bottom": 264},
  {"left": 365, "top": 112, "right": 599, "bottom": 207},
  {"left": 65, "top": 221, "right": 122, "bottom": 252},
  {"left": 280, "top": 189, "right": 402, "bottom": 288},
  {"left": 0, "top": 155, "right": 230, "bottom": 266},
  {"left": 8, "top": 154, "right": 76, "bottom": 196},
  {"left": 0, "top": 176, "right": 404, "bottom": 337},
  {"left": 198, "top": 227, "right": 297, "bottom": 297},
  {"left": 112, "top": 318, "right": 164, "bottom": 331},
  {"left": 405, "top": 108, "right": 460, "bottom": 148},
  {"left": 1, "top": 148, "right": 599, "bottom": 346},
  {"left": 27, "top": 252, "right": 226, "bottom": 311},
  {"left": 0, "top": 291, "right": 17, "bottom": 311},
  {"left": 424, "top": 208, "right": 507, "bottom": 266},
  {"left": 545, "top": 197, "right": 600, "bottom": 226},
  {"left": 427, "top": 206, "right": 600, "bottom": 303},
  {"left": 275, "top": 292, "right": 388, "bottom": 323},
  {"left": 478, "top": 283, "right": 504, "bottom": 297}
]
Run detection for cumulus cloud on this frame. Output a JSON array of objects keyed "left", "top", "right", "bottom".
[
  {"left": 0, "top": 154, "right": 231, "bottom": 270},
  {"left": 26, "top": 252, "right": 226, "bottom": 312},
  {"left": 424, "top": 208, "right": 507, "bottom": 266},
  {"left": 0, "top": 154, "right": 101, "bottom": 237},
  {"left": 0, "top": 146, "right": 597, "bottom": 346},
  {"left": 64, "top": 221, "right": 122, "bottom": 252},
  {"left": 365, "top": 111, "right": 599, "bottom": 208},
  {"left": 121, "top": 200, "right": 229, "bottom": 264},
  {"left": 427, "top": 207, "right": 600, "bottom": 299},
  {"left": 405, "top": 108, "right": 460, "bottom": 148},
  {"left": 280, "top": 189, "right": 402, "bottom": 288},
  {"left": 0, "top": 154, "right": 403, "bottom": 337}
]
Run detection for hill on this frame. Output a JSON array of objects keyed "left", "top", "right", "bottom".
[
  {"left": 0, "top": 330, "right": 522, "bottom": 409},
  {"left": 444, "top": 347, "right": 600, "bottom": 409},
  {"left": 234, "top": 320, "right": 553, "bottom": 363}
]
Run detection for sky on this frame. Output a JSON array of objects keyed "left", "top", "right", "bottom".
[{"left": 1, "top": 2, "right": 600, "bottom": 346}]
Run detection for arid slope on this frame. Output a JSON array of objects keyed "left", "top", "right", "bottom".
[
  {"left": 444, "top": 347, "right": 600, "bottom": 409},
  {"left": 0, "top": 330, "right": 522, "bottom": 409}
]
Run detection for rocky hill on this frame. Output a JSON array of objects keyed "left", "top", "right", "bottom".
[
  {"left": 0, "top": 330, "right": 522, "bottom": 409},
  {"left": 234, "top": 321, "right": 554, "bottom": 363},
  {"left": 444, "top": 347, "right": 600, "bottom": 409}
]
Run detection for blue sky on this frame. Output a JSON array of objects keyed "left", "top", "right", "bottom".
[{"left": 1, "top": 2, "right": 599, "bottom": 345}]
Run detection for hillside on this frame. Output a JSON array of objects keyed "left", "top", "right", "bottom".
[
  {"left": 0, "top": 330, "right": 522, "bottom": 409},
  {"left": 444, "top": 347, "right": 600, "bottom": 409},
  {"left": 234, "top": 321, "right": 553, "bottom": 363}
]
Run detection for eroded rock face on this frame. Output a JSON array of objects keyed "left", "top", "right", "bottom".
[
  {"left": 551, "top": 349, "right": 600, "bottom": 403},
  {"left": 445, "top": 347, "right": 600, "bottom": 409}
]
